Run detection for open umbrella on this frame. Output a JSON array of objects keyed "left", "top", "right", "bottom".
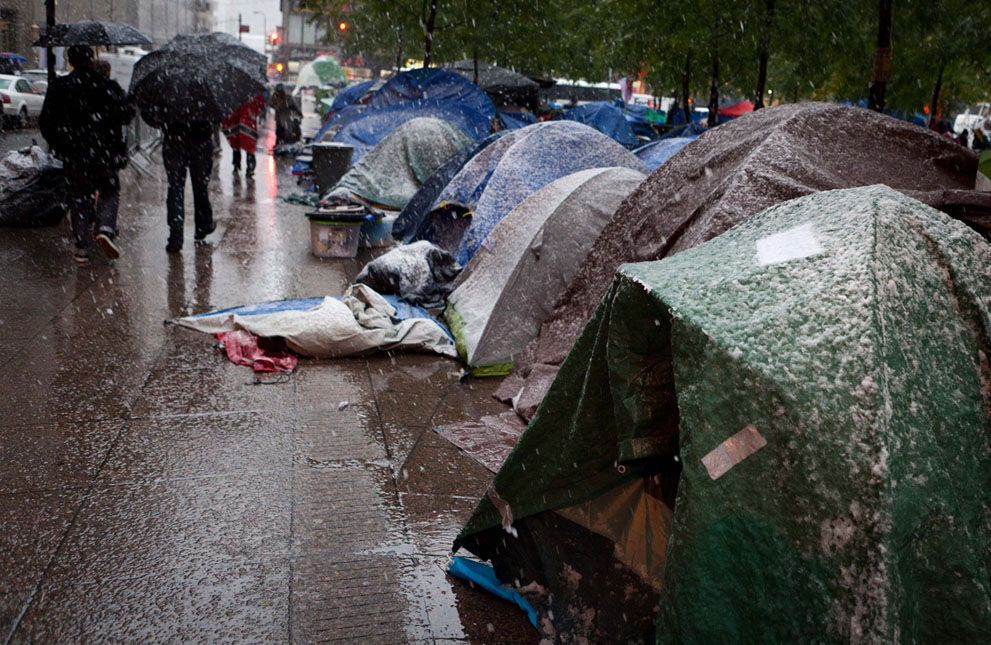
[
  {"left": 34, "top": 21, "right": 151, "bottom": 47},
  {"left": 130, "top": 32, "right": 267, "bottom": 126}
]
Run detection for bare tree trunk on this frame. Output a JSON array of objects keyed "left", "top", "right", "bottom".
[
  {"left": 423, "top": 0, "right": 438, "bottom": 68},
  {"left": 754, "top": 0, "right": 775, "bottom": 109},
  {"left": 681, "top": 52, "right": 692, "bottom": 124},
  {"left": 867, "top": 0, "right": 893, "bottom": 112},
  {"left": 707, "top": 50, "right": 719, "bottom": 127},
  {"left": 473, "top": 47, "right": 479, "bottom": 85},
  {"left": 927, "top": 64, "right": 944, "bottom": 129}
]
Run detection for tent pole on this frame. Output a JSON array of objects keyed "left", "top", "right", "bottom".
[{"left": 45, "top": 0, "right": 55, "bottom": 83}]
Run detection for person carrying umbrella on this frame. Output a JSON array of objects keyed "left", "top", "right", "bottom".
[
  {"left": 222, "top": 93, "right": 266, "bottom": 178},
  {"left": 130, "top": 33, "right": 267, "bottom": 253},
  {"left": 39, "top": 45, "right": 134, "bottom": 265}
]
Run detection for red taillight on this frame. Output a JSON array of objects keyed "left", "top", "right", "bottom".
[{"left": 1, "top": 94, "right": 10, "bottom": 104}]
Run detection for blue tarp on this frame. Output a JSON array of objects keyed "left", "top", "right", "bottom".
[
  {"left": 561, "top": 102, "right": 640, "bottom": 148},
  {"left": 393, "top": 132, "right": 507, "bottom": 243},
  {"left": 447, "top": 557, "right": 539, "bottom": 629},
  {"left": 498, "top": 111, "right": 537, "bottom": 130},
  {"left": 370, "top": 68, "right": 496, "bottom": 119},
  {"left": 316, "top": 100, "right": 492, "bottom": 164},
  {"left": 425, "top": 121, "right": 648, "bottom": 265},
  {"left": 330, "top": 79, "right": 376, "bottom": 112},
  {"left": 634, "top": 136, "right": 697, "bottom": 171}
]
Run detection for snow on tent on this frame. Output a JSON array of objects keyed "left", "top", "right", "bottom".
[
  {"left": 454, "top": 185, "right": 991, "bottom": 643},
  {"left": 561, "top": 101, "right": 640, "bottom": 147},
  {"left": 502, "top": 102, "right": 991, "bottom": 425},
  {"left": 392, "top": 132, "right": 506, "bottom": 243},
  {"left": 445, "top": 60, "right": 540, "bottom": 110},
  {"left": 312, "top": 68, "right": 496, "bottom": 163},
  {"left": 171, "top": 285, "right": 455, "bottom": 358},
  {"left": 421, "top": 120, "right": 647, "bottom": 265},
  {"left": 322, "top": 117, "right": 472, "bottom": 210},
  {"left": 634, "top": 136, "right": 697, "bottom": 171},
  {"left": 329, "top": 79, "right": 376, "bottom": 112},
  {"left": 445, "top": 167, "right": 645, "bottom": 375}
]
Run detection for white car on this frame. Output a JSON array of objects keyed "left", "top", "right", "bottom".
[{"left": 0, "top": 74, "right": 45, "bottom": 128}]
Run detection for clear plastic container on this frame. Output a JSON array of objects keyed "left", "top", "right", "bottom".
[{"left": 309, "top": 219, "right": 362, "bottom": 258}]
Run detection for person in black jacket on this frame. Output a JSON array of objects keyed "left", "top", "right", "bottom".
[
  {"left": 159, "top": 119, "right": 217, "bottom": 253},
  {"left": 39, "top": 45, "right": 134, "bottom": 265}
]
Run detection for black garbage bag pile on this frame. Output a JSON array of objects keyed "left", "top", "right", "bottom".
[{"left": 0, "top": 145, "right": 66, "bottom": 227}]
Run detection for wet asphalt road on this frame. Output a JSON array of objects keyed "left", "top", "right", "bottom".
[{"left": 0, "top": 125, "right": 537, "bottom": 643}]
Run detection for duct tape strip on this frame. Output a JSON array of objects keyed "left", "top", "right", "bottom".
[{"left": 701, "top": 425, "right": 767, "bottom": 480}]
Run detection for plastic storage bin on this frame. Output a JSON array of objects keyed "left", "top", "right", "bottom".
[{"left": 306, "top": 207, "right": 366, "bottom": 258}]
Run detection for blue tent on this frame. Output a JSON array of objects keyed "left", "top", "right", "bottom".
[
  {"left": 634, "top": 136, "right": 698, "bottom": 171},
  {"left": 392, "top": 132, "right": 507, "bottom": 243},
  {"left": 498, "top": 111, "right": 537, "bottom": 130},
  {"left": 316, "top": 100, "right": 492, "bottom": 163},
  {"left": 424, "top": 121, "right": 648, "bottom": 265},
  {"left": 330, "top": 79, "right": 376, "bottom": 112},
  {"left": 561, "top": 102, "right": 640, "bottom": 148},
  {"left": 369, "top": 68, "right": 496, "bottom": 119}
]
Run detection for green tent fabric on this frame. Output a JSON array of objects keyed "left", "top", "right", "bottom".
[
  {"left": 457, "top": 185, "right": 991, "bottom": 642},
  {"left": 296, "top": 55, "right": 346, "bottom": 87},
  {"left": 980, "top": 150, "right": 991, "bottom": 181},
  {"left": 324, "top": 117, "right": 473, "bottom": 210}
]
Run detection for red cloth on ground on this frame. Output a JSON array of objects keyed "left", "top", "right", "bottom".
[
  {"left": 221, "top": 94, "right": 266, "bottom": 153},
  {"left": 215, "top": 330, "right": 298, "bottom": 372}
]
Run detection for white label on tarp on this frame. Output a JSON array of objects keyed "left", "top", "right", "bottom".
[
  {"left": 756, "top": 223, "right": 824, "bottom": 266},
  {"left": 701, "top": 425, "right": 767, "bottom": 480}
]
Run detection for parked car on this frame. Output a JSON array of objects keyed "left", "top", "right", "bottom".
[{"left": 0, "top": 75, "right": 44, "bottom": 128}]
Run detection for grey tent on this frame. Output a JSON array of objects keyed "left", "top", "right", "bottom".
[
  {"left": 323, "top": 117, "right": 472, "bottom": 210},
  {"left": 446, "top": 167, "right": 646, "bottom": 375},
  {"left": 446, "top": 60, "right": 540, "bottom": 110}
]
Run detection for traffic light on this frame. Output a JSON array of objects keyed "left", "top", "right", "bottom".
[
  {"left": 337, "top": 20, "right": 348, "bottom": 31},
  {"left": 270, "top": 31, "right": 280, "bottom": 44},
  {"left": 276, "top": 62, "right": 284, "bottom": 73}
]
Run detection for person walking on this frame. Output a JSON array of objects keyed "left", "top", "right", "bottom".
[
  {"left": 160, "top": 119, "right": 218, "bottom": 253},
  {"left": 269, "top": 84, "right": 300, "bottom": 145},
  {"left": 39, "top": 45, "right": 134, "bottom": 265},
  {"left": 222, "top": 93, "right": 265, "bottom": 178}
]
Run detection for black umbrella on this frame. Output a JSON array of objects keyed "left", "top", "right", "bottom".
[
  {"left": 34, "top": 21, "right": 152, "bottom": 47},
  {"left": 130, "top": 33, "right": 267, "bottom": 126}
]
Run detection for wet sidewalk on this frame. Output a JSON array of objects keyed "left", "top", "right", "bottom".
[{"left": 0, "top": 129, "right": 536, "bottom": 643}]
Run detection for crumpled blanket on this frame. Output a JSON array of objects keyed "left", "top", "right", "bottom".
[
  {"left": 173, "top": 284, "right": 456, "bottom": 358},
  {"left": 356, "top": 241, "right": 460, "bottom": 308},
  {"left": 215, "top": 330, "right": 299, "bottom": 372}
]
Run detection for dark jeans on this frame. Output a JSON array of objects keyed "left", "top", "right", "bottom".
[
  {"left": 65, "top": 166, "right": 120, "bottom": 252},
  {"left": 232, "top": 149, "right": 256, "bottom": 174},
  {"left": 162, "top": 136, "right": 214, "bottom": 242}
]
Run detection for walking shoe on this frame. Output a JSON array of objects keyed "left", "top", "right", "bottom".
[
  {"left": 95, "top": 233, "right": 121, "bottom": 260},
  {"left": 73, "top": 249, "right": 90, "bottom": 266},
  {"left": 194, "top": 222, "right": 217, "bottom": 242},
  {"left": 166, "top": 239, "right": 183, "bottom": 254}
]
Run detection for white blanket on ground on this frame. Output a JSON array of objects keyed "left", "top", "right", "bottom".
[{"left": 174, "top": 284, "right": 457, "bottom": 358}]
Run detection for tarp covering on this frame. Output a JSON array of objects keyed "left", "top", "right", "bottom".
[
  {"left": 459, "top": 185, "right": 991, "bottom": 643},
  {"left": 717, "top": 99, "right": 754, "bottom": 117},
  {"left": 446, "top": 167, "right": 645, "bottom": 374},
  {"left": 446, "top": 60, "right": 540, "bottom": 110},
  {"left": 173, "top": 285, "right": 456, "bottom": 358},
  {"left": 323, "top": 117, "right": 472, "bottom": 210},
  {"left": 424, "top": 121, "right": 647, "bottom": 265},
  {"left": 0, "top": 145, "right": 65, "bottom": 227},
  {"left": 355, "top": 241, "right": 462, "bottom": 308},
  {"left": 329, "top": 79, "right": 376, "bottom": 112},
  {"left": 392, "top": 133, "right": 506, "bottom": 243},
  {"left": 561, "top": 101, "right": 640, "bottom": 147},
  {"left": 314, "top": 100, "right": 493, "bottom": 163},
  {"left": 633, "top": 136, "right": 696, "bottom": 171},
  {"left": 510, "top": 102, "right": 991, "bottom": 422},
  {"left": 295, "top": 55, "right": 346, "bottom": 88},
  {"left": 370, "top": 67, "right": 496, "bottom": 119}
]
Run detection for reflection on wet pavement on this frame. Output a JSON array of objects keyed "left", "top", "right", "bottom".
[{"left": 0, "top": 128, "right": 536, "bottom": 643}]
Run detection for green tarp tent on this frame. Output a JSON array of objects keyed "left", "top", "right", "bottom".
[
  {"left": 457, "top": 185, "right": 991, "bottom": 643},
  {"left": 323, "top": 117, "right": 472, "bottom": 210}
]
